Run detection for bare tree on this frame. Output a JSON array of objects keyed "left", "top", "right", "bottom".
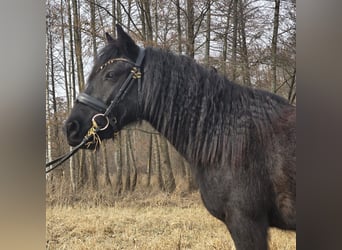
[
  {"left": 72, "top": 0, "right": 85, "bottom": 91},
  {"left": 238, "top": 0, "right": 251, "bottom": 86},
  {"left": 90, "top": 0, "right": 98, "bottom": 59},
  {"left": 175, "top": 0, "right": 182, "bottom": 53},
  {"left": 122, "top": 130, "right": 131, "bottom": 192},
  {"left": 204, "top": 0, "right": 211, "bottom": 66},
  {"left": 231, "top": 0, "right": 238, "bottom": 80},
  {"left": 87, "top": 152, "right": 98, "bottom": 189},
  {"left": 102, "top": 141, "right": 112, "bottom": 187},
  {"left": 271, "top": 0, "right": 281, "bottom": 93},
  {"left": 146, "top": 133, "right": 153, "bottom": 187},
  {"left": 221, "top": 0, "right": 233, "bottom": 76},
  {"left": 114, "top": 132, "right": 123, "bottom": 195},
  {"left": 185, "top": 158, "right": 197, "bottom": 191},
  {"left": 67, "top": 0, "right": 77, "bottom": 192},
  {"left": 186, "top": 0, "right": 195, "bottom": 58},
  {"left": 138, "top": 0, "right": 153, "bottom": 43},
  {"left": 111, "top": 0, "right": 116, "bottom": 36},
  {"left": 152, "top": 134, "right": 163, "bottom": 190},
  {"left": 158, "top": 136, "right": 176, "bottom": 193},
  {"left": 127, "top": 130, "right": 137, "bottom": 192},
  {"left": 60, "top": 0, "right": 70, "bottom": 110}
]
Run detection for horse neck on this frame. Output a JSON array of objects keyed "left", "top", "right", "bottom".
[{"left": 141, "top": 48, "right": 234, "bottom": 165}]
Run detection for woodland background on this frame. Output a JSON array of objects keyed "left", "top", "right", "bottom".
[{"left": 46, "top": 0, "right": 296, "bottom": 205}]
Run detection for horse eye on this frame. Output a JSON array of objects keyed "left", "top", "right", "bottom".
[{"left": 105, "top": 71, "right": 116, "bottom": 79}]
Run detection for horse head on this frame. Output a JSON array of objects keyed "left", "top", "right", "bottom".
[{"left": 64, "top": 25, "right": 144, "bottom": 149}]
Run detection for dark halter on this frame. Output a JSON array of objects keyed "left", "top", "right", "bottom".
[{"left": 46, "top": 47, "right": 145, "bottom": 174}]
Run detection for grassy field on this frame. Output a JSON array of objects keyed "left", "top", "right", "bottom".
[{"left": 46, "top": 193, "right": 296, "bottom": 250}]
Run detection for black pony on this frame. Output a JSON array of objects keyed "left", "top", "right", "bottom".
[{"left": 65, "top": 25, "right": 296, "bottom": 250}]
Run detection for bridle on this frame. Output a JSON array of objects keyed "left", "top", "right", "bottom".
[
  {"left": 46, "top": 47, "right": 145, "bottom": 174},
  {"left": 77, "top": 47, "right": 145, "bottom": 129}
]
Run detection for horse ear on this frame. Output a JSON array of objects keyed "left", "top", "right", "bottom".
[
  {"left": 105, "top": 32, "right": 115, "bottom": 43},
  {"left": 116, "top": 24, "right": 137, "bottom": 51}
]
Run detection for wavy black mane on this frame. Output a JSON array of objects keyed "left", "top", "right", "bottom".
[{"left": 141, "top": 47, "right": 294, "bottom": 167}]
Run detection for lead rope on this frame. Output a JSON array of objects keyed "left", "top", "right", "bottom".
[
  {"left": 45, "top": 134, "right": 92, "bottom": 174},
  {"left": 45, "top": 114, "right": 109, "bottom": 174}
]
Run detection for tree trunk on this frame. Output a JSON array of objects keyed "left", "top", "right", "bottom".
[
  {"left": 288, "top": 67, "right": 296, "bottom": 104},
  {"left": 111, "top": 0, "right": 116, "bottom": 37},
  {"left": 144, "top": 0, "right": 153, "bottom": 43},
  {"left": 114, "top": 132, "right": 123, "bottom": 195},
  {"left": 122, "top": 130, "right": 131, "bottom": 192},
  {"left": 87, "top": 151, "right": 98, "bottom": 190},
  {"left": 97, "top": 3, "right": 105, "bottom": 34},
  {"left": 179, "top": 156, "right": 186, "bottom": 177},
  {"left": 127, "top": 131, "right": 137, "bottom": 192},
  {"left": 139, "top": 1, "right": 146, "bottom": 41},
  {"left": 117, "top": 0, "right": 122, "bottom": 25},
  {"left": 186, "top": 0, "right": 195, "bottom": 58},
  {"left": 176, "top": 0, "right": 182, "bottom": 53},
  {"left": 69, "top": 147, "right": 77, "bottom": 192},
  {"left": 138, "top": 0, "right": 152, "bottom": 43},
  {"left": 67, "top": 0, "right": 76, "bottom": 103},
  {"left": 158, "top": 136, "right": 176, "bottom": 193},
  {"left": 153, "top": 0, "right": 158, "bottom": 44},
  {"left": 90, "top": 0, "right": 97, "bottom": 60},
  {"left": 147, "top": 133, "right": 153, "bottom": 187},
  {"left": 72, "top": 0, "right": 87, "bottom": 187},
  {"left": 46, "top": 18, "right": 52, "bottom": 180},
  {"left": 103, "top": 142, "right": 112, "bottom": 187},
  {"left": 48, "top": 22, "right": 57, "bottom": 123},
  {"left": 60, "top": 0, "right": 70, "bottom": 110},
  {"left": 272, "top": 0, "right": 281, "bottom": 93},
  {"left": 47, "top": 7, "right": 62, "bottom": 171},
  {"left": 239, "top": 0, "right": 251, "bottom": 86},
  {"left": 72, "top": 0, "right": 85, "bottom": 91},
  {"left": 231, "top": 0, "right": 238, "bottom": 81},
  {"left": 78, "top": 150, "right": 88, "bottom": 188},
  {"left": 88, "top": 0, "right": 99, "bottom": 191},
  {"left": 222, "top": 0, "right": 233, "bottom": 76},
  {"left": 204, "top": 0, "right": 211, "bottom": 66},
  {"left": 152, "top": 134, "right": 163, "bottom": 190},
  {"left": 127, "top": 0, "right": 132, "bottom": 31},
  {"left": 184, "top": 159, "right": 197, "bottom": 191},
  {"left": 67, "top": 0, "right": 77, "bottom": 190}
]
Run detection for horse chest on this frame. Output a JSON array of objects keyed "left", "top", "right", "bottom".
[{"left": 196, "top": 167, "right": 233, "bottom": 221}]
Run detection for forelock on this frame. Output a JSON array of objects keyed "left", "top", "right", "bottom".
[{"left": 88, "top": 42, "right": 121, "bottom": 80}]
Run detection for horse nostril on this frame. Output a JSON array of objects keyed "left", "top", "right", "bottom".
[{"left": 66, "top": 120, "right": 80, "bottom": 137}]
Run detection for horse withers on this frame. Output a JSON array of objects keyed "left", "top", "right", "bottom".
[{"left": 65, "top": 25, "right": 296, "bottom": 250}]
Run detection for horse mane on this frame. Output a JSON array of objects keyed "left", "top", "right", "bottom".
[{"left": 142, "top": 47, "right": 294, "bottom": 167}]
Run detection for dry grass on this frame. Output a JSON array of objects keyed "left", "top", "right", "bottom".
[{"left": 46, "top": 192, "right": 295, "bottom": 250}]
